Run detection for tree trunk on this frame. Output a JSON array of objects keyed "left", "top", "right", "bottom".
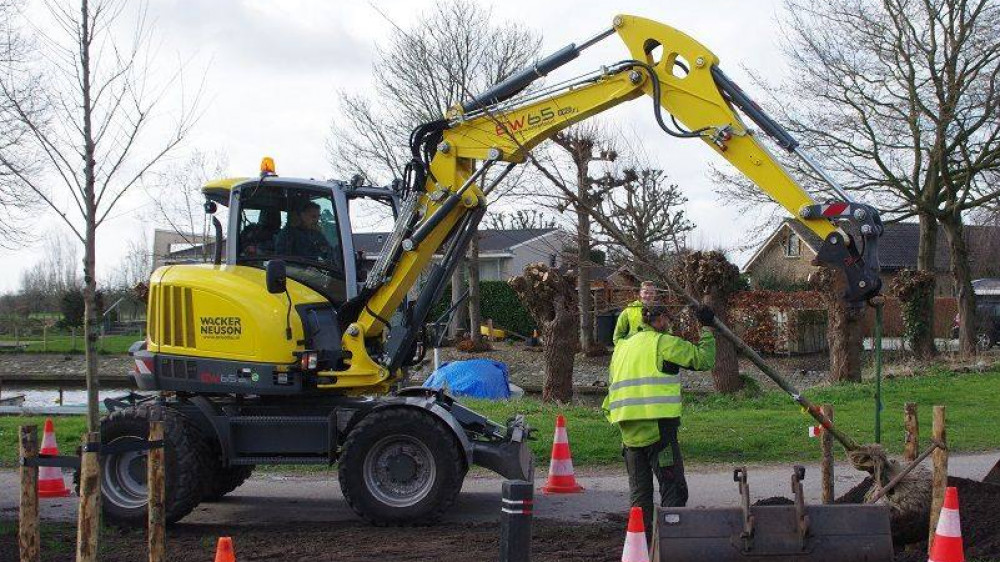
[
  {"left": 704, "top": 292, "right": 742, "bottom": 392},
  {"left": 827, "top": 271, "right": 863, "bottom": 382},
  {"left": 941, "top": 215, "right": 977, "bottom": 356},
  {"left": 449, "top": 268, "right": 468, "bottom": 340},
  {"left": 913, "top": 214, "right": 938, "bottom": 358},
  {"left": 543, "top": 294, "right": 577, "bottom": 403},
  {"left": 576, "top": 171, "right": 594, "bottom": 351},
  {"left": 467, "top": 232, "right": 483, "bottom": 345},
  {"left": 81, "top": 0, "right": 99, "bottom": 433}
]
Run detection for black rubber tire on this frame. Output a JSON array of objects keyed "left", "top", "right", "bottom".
[
  {"left": 183, "top": 422, "right": 254, "bottom": 502},
  {"left": 99, "top": 404, "right": 207, "bottom": 526},
  {"left": 338, "top": 408, "right": 466, "bottom": 526},
  {"left": 202, "top": 465, "right": 255, "bottom": 501}
]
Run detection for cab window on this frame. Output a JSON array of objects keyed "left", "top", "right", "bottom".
[{"left": 236, "top": 185, "right": 346, "bottom": 303}]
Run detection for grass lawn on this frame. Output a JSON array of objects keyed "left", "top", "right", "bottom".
[
  {"left": 2, "top": 368, "right": 998, "bottom": 469},
  {"left": 0, "top": 334, "right": 138, "bottom": 354}
]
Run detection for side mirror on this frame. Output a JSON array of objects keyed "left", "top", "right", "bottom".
[{"left": 266, "top": 260, "right": 287, "bottom": 294}]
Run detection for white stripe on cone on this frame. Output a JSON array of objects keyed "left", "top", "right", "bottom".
[
  {"left": 622, "top": 530, "right": 649, "bottom": 562},
  {"left": 554, "top": 426, "right": 568, "bottom": 442},
  {"left": 548, "top": 458, "right": 575, "bottom": 475},
  {"left": 935, "top": 507, "right": 962, "bottom": 538}
]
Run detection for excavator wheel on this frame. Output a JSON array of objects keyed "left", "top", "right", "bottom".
[
  {"left": 97, "top": 404, "right": 207, "bottom": 526},
  {"left": 186, "top": 424, "right": 255, "bottom": 501},
  {"left": 338, "top": 407, "right": 466, "bottom": 526},
  {"left": 202, "top": 464, "right": 255, "bottom": 501}
]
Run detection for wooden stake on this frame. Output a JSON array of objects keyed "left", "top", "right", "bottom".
[
  {"left": 487, "top": 318, "right": 495, "bottom": 341},
  {"left": 148, "top": 419, "right": 166, "bottom": 562},
  {"left": 19, "top": 425, "right": 40, "bottom": 562},
  {"left": 928, "top": 406, "right": 948, "bottom": 548},
  {"left": 821, "top": 404, "right": 834, "bottom": 504},
  {"left": 76, "top": 432, "right": 101, "bottom": 562},
  {"left": 904, "top": 402, "right": 919, "bottom": 462}
]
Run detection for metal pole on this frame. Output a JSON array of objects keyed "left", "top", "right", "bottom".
[
  {"left": 874, "top": 304, "right": 884, "bottom": 443},
  {"left": 500, "top": 480, "right": 533, "bottom": 562}
]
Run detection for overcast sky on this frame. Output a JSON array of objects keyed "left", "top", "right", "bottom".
[{"left": 2, "top": 0, "right": 795, "bottom": 292}]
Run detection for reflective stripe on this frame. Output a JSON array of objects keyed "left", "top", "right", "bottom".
[
  {"left": 548, "top": 458, "right": 575, "bottom": 475},
  {"left": 609, "top": 375, "right": 680, "bottom": 391},
  {"left": 608, "top": 395, "right": 682, "bottom": 410},
  {"left": 936, "top": 508, "right": 962, "bottom": 538}
]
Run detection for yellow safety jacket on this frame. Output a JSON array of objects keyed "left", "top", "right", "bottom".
[
  {"left": 604, "top": 328, "right": 716, "bottom": 425},
  {"left": 613, "top": 300, "right": 646, "bottom": 345}
]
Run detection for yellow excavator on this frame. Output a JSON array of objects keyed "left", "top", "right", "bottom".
[{"left": 101, "top": 14, "right": 882, "bottom": 526}]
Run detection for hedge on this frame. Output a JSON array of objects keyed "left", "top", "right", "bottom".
[{"left": 429, "top": 280, "right": 537, "bottom": 337}]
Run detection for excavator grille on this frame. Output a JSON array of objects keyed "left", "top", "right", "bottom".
[{"left": 148, "top": 284, "right": 197, "bottom": 349}]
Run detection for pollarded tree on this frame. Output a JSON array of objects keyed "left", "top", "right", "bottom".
[{"left": 509, "top": 263, "right": 578, "bottom": 403}]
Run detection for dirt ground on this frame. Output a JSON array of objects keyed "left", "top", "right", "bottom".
[{"left": 0, "top": 519, "right": 625, "bottom": 562}]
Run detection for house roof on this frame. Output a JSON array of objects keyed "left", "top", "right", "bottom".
[
  {"left": 746, "top": 219, "right": 1000, "bottom": 273},
  {"left": 354, "top": 228, "right": 560, "bottom": 256}
]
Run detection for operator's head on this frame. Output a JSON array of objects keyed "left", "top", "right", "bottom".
[
  {"left": 641, "top": 304, "right": 671, "bottom": 332},
  {"left": 639, "top": 281, "right": 658, "bottom": 305},
  {"left": 298, "top": 201, "right": 321, "bottom": 229}
]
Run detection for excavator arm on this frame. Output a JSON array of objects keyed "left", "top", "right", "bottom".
[{"left": 323, "top": 14, "right": 883, "bottom": 392}]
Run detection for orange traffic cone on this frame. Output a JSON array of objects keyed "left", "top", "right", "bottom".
[
  {"left": 929, "top": 486, "right": 965, "bottom": 562},
  {"left": 541, "top": 414, "right": 584, "bottom": 494},
  {"left": 38, "top": 418, "right": 70, "bottom": 498},
  {"left": 621, "top": 506, "right": 650, "bottom": 562},
  {"left": 214, "top": 537, "right": 236, "bottom": 562}
]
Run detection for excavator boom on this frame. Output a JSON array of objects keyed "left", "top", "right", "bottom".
[{"left": 328, "top": 13, "right": 883, "bottom": 391}]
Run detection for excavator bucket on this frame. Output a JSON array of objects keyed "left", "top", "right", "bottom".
[{"left": 650, "top": 467, "right": 893, "bottom": 562}]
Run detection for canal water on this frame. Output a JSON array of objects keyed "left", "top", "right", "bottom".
[{"left": 2, "top": 384, "right": 137, "bottom": 408}]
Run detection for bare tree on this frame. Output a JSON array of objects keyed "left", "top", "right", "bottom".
[
  {"left": 716, "top": 0, "right": 1000, "bottom": 357},
  {"left": 144, "top": 149, "right": 228, "bottom": 260},
  {"left": 108, "top": 231, "right": 151, "bottom": 292},
  {"left": 328, "top": 1, "right": 540, "bottom": 348},
  {"left": 18, "top": 229, "right": 81, "bottom": 313},
  {"left": 598, "top": 167, "right": 694, "bottom": 265},
  {"left": 486, "top": 209, "right": 556, "bottom": 230},
  {"left": 534, "top": 124, "right": 634, "bottom": 352},
  {"left": 0, "top": 0, "right": 38, "bottom": 246},
  {"left": 0, "top": 0, "right": 200, "bottom": 430}
]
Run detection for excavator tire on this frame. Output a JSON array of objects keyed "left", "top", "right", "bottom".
[
  {"left": 97, "top": 404, "right": 207, "bottom": 526},
  {"left": 338, "top": 407, "right": 466, "bottom": 526},
  {"left": 202, "top": 464, "right": 255, "bottom": 501},
  {"left": 185, "top": 423, "right": 255, "bottom": 501}
]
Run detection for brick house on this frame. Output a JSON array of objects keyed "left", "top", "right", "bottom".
[{"left": 743, "top": 219, "right": 1000, "bottom": 296}]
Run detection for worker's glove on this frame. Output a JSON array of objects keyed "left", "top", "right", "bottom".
[{"left": 692, "top": 304, "right": 715, "bottom": 327}]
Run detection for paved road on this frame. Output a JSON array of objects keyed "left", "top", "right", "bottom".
[{"left": 2, "top": 452, "right": 996, "bottom": 526}]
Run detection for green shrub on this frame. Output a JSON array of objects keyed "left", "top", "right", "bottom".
[{"left": 429, "top": 280, "right": 536, "bottom": 337}]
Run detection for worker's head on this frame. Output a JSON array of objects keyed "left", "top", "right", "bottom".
[
  {"left": 639, "top": 281, "right": 657, "bottom": 305},
  {"left": 297, "top": 201, "right": 321, "bottom": 230},
  {"left": 641, "top": 304, "right": 671, "bottom": 332}
]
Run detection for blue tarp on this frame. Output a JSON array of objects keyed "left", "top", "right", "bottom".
[{"left": 423, "top": 359, "right": 512, "bottom": 400}]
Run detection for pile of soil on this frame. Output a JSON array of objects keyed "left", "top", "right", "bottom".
[
  {"left": 0, "top": 519, "right": 625, "bottom": 562},
  {"left": 891, "top": 476, "right": 1000, "bottom": 562}
]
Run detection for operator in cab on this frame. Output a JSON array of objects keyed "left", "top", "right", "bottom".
[
  {"left": 604, "top": 303, "right": 716, "bottom": 541},
  {"left": 613, "top": 280, "right": 658, "bottom": 345},
  {"left": 275, "top": 201, "right": 336, "bottom": 261}
]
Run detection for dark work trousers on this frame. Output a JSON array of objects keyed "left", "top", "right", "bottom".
[{"left": 622, "top": 418, "right": 687, "bottom": 542}]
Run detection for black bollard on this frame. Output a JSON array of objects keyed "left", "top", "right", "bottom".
[{"left": 500, "top": 479, "right": 533, "bottom": 562}]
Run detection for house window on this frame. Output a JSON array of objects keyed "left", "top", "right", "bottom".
[{"left": 784, "top": 233, "right": 800, "bottom": 258}]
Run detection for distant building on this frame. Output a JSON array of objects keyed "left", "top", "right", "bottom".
[
  {"left": 353, "top": 228, "right": 571, "bottom": 282},
  {"left": 743, "top": 219, "right": 1000, "bottom": 295},
  {"left": 156, "top": 227, "right": 572, "bottom": 282}
]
